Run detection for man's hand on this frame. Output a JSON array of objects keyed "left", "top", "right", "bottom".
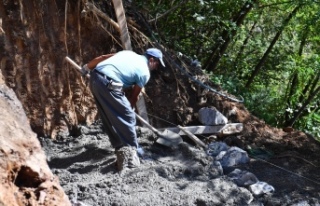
[{"left": 81, "top": 64, "right": 90, "bottom": 76}]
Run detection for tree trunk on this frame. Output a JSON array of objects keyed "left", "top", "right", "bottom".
[
  {"left": 284, "top": 72, "right": 299, "bottom": 123},
  {"left": 112, "top": 0, "right": 132, "bottom": 50},
  {"left": 284, "top": 29, "right": 309, "bottom": 123},
  {"left": 245, "top": 5, "right": 302, "bottom": 88},
  {"left": 204, "top": 0, "right": 256, "bottom": 71},
  {"left": 287, "top": 85, "right": 320, "bottom": 126},
  {"left": 234, "top": 21, "right": 258, "bottom": 73}
]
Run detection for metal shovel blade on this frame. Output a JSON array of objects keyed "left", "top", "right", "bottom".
[
  {"left": 156, "top": 129, "right": 183, "bottom": 147},
  {"left": 135, "top": 112, "right": 183, "bottom": 147}
]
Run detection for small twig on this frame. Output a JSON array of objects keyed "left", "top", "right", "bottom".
[
  {"left": 148, "top": 0, "right": 186, "bottom": 23},
  {"left": 64, "top": 0, "right": 68, "bottom": 55},
  {"left": 99, "top": 24, "right": 122, "bottom": 48},
  {"left": 85, "top": 2, "right": 120, "bottom": 31}
]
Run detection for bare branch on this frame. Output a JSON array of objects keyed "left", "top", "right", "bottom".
[{"left": 148, "top": 0, "right": 186, "bottom": 23}]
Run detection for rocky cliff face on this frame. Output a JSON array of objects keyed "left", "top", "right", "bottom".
[{"left": 0, "top": 83, "right": 71, "bottom": 205}]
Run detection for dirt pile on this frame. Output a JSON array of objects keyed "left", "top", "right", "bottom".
[
  {"left": 41, "top": 124, "right": 255, "bottom": 206},
  {"left": 0, "top": 83, "right": 71, "bottom": 206}
]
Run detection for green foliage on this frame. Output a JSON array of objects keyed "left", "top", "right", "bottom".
[
  {"left": 135, "top": 0, "right": 250, "bottom": 59},
  {"left": 135, "top": 0, "right": 320, "bottom": 142},
  {"left": 297, "top": 113, "right": 320, "bottom": 142}
]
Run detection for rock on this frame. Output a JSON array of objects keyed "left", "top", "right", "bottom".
[
  {"left": 207, "top": 141, "right": 229, "bottom": 156},
  {"left": 227, "top": 169, "right": 258, "bottom": 187},
  {"left": 208, "top": 161, "right": 223, "bottom": 178},
  {"left": 198, "top": 107, "right": 228, "bottom": 125},
  {"left": 283, "top": 127, "right": 294, "bottom": 133},
  {"left": 0, "top": 84, "right": 71, "bottom": 206},
  {"left": 249, "top": 181, "right": 275, "bottom": 196},
  {"left": 216, "top": 147, "right": 250, "bottom": 167}
]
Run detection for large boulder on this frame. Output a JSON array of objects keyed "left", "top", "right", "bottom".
[
  {"left": 198, "top": 107, "right": 228, "bottom": 125},
  {"left": 0, "top": 84, "right": 71, "bottom": 206}
]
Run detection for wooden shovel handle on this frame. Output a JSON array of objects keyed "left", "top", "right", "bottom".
[
  {"left": 178, "top": 125, "right": 206, "bottom": 148},
  {"left": 65, "top": 56, "right": 90, "bottom": 78},
  {"left": 135, "top": 112, "right": 160, "bottom": 135},
  {"left": 65, "top": 56, "right": 81, "bottom": 70}
]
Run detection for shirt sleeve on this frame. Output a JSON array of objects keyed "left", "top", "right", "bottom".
[{"left": 136, "top": 74, "right": 150, "bottom": 88}]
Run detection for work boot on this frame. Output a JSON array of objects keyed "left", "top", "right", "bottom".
[{"left": 115, "top": 146, "right": 140, "bottom": 171}]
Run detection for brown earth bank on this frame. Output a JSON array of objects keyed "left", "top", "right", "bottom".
[{"left": 0, "top": 83, "right": 71, "bottom": 206}]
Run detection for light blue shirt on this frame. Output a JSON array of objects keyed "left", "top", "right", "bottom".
[{"left": 95, "top": 50, "right": 150, "bottom": 88}]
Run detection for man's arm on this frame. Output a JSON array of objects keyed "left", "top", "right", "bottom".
[
  {"left": 129, "top": 85, "right": 142, "bottom": 109},
  {"left": 87, "top": 53, "right": 115, "bottom": 70}
]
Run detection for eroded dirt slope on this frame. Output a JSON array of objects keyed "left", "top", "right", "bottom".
[{"left": 0, "top": 83, "right": 71, "bottom": 206}]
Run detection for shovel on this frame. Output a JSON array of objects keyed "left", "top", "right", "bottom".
[
  {"left": 64, "top": 56, "right": 183, "bottom": 147},
  {"left": 135, "top": 113, "right": 183, "bottom": 147}
]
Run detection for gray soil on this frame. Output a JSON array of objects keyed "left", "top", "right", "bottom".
[{"left": 40, "top": 121, "right": 320, "bottom": 206}]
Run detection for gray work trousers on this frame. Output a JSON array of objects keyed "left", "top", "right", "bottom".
[{"left": 89, "top": 70, "right": 138, "bottom": 149}]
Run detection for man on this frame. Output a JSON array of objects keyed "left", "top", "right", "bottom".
[{"left": 81, "top": 48, "right": 165, "bottom": 172}]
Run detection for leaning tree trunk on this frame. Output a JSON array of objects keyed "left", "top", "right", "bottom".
[
  {"left": 284, "top": 29, "right": 309, "bottom": 124},
  {"left": 245, "top": 5, "right": 302, "bottom": 88},
  {"left": 287, "top": 85, "right": 320, "bottom": 126},
  {"left": 234, "top": 21, "right": 257, "bottom": 65},
  {"left": 204, "top": 0, "right": 256, "bottom": 72},
  {"left": 284, "top": 72, "right": 299, "bottom": 123}
]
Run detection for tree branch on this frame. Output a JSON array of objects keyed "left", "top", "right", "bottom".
[{"left": 148, "top": 0, "right": 186, "bottom": 23}]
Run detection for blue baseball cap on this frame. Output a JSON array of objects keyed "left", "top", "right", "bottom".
[{"left": 146, "top": 48, "right": 165, "bottom": 67}]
